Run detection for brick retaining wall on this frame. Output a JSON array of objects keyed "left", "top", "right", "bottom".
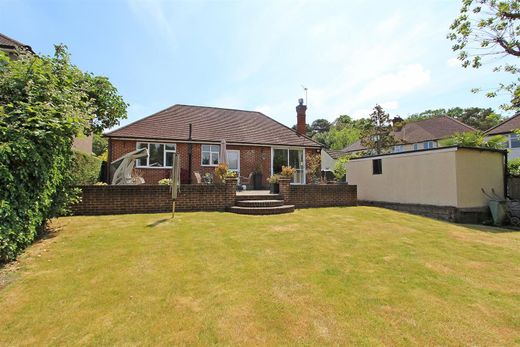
[
  {"left": 277, "top": 179, "right": 357, "bottom": 208},
  {"left": 72, "top": 180, "right": 237, "bottom": 215}
]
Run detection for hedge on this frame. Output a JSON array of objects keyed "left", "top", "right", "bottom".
[{"left": 72, "top": 149, "right": 102, "bottom": 185}]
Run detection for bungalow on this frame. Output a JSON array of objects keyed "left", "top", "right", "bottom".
[
  {"left": 484, "top": 113, "right": 520, "bottom": 160},
  {"left": 343, "top": 116, "right": 476, "bottom": 155},
  {"left": 105, "top": 100, "right": 322, "bottom": 187}
]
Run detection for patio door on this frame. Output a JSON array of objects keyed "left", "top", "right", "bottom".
[
  {"left": 227, "top": 150, "right": 240, "bottom": 175},
  {"left": 272, "top": 148, "right": 305, "bottom": 184}
]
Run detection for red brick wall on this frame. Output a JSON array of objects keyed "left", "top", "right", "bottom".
[
  {"left": 109, "top": 139, "right": 316, "bottom": 187},
  {"left": 72, "top": 180, "right": 237, "bottom": 215},
  {"left": 278, "top": 179, "right": 357, "bottom": 208}
]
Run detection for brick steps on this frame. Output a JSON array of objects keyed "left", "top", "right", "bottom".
[
  {"left": 235, "top": 194, "right": 283, "bottom": 201},
  {"left": 235, "top": 200, "right": 284, "bottom": 207},
  {"left": 230, "top": 194, "right": 294, "bottom": 215},
  {"left": 228, "top": 204, "right": 295, "bottom": 215}
]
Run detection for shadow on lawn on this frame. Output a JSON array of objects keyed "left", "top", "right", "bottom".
[
  {"left": 146, "top": 218, "right": 171, "bottom": 228},
  {"left": 462, "top": 224, "right": 520, "bottom": 234}
]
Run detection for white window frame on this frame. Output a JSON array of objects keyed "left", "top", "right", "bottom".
[
  {"left": 393, "top": 145, "right": 404, "bottom": 153},
  {"left": 201, "top": 144, "right": 220, "bottom": 167},
  {"left": 423, "top": 141, "right": 435, "bottom": 149},
  {"left": 135, "top": 142, "right": 176, "bottom": 168},
  {"left": 226, "top": 150, "right": 240, "bottom": 173},
  {"left": 510, "top": 133, "right": 520, "bottom": 148},
  {"left": 270, "top": 147, "right": 306, "bottom": 184}
]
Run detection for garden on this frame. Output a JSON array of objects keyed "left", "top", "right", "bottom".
[{"left": 1, "top": 207, "right": 519, "bottom": 345}]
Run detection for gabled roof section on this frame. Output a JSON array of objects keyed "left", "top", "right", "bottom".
[
  {"left": 343, "top": 116, "right": 476, "bottom": 153},
  {"left": 485, "top": 113, "right": 520, "bottom": 135},
  {"left": 325, "top": 149, "right": 350, "bottom": 160},
  {"left": 0, "top": 33, "right": 33, "bottom": 53},
  {"left": 106, "top": 104, "right": 322, "bottom": 148}
]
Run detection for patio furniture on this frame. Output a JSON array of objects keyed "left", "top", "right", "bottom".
[
  {"left": 194, "top": 171, "right": 202, "bottom": 184},
  {"left": 240, "top": 172, "right": 253, "bottom": 187}
]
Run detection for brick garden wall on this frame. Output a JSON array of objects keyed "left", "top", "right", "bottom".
[
  {"left": 72, "top": 180, "right": 237, "bottom": 215},
  {"left": 277, "top": 179, "right": 357, "bottom": 208}
]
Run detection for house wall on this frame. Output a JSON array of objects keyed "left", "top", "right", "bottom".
[
  {"left": 109, "top": 139, "right": 314, "bottom": 187},
  {"left": 346, "top": 148, "right": 505, "bottom": 209},
  {"left": 455, "top": 148, "right": 505, "bottom": 208}
]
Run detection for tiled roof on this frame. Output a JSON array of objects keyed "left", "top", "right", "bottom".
[
  {"left": 343, "top": 116, "right": 475, "bottom": 153},
  {"left": 485, "top": 113, "right": 520, "bottom": 135},
  {"left": 0, "top": 33, "right": 33, "bottom": 53},
  {"left": 106, "top": 104, "right": 322, "bottom": 148},
  {"left": 325, "top": 149, "right": 350, "bottom": 160}
]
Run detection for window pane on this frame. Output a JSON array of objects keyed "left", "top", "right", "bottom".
[
  {"left": 137, "top": 143, "right": 148, "bottom": 166},
  {"left": 165, "top": 144, "right": 176, "bottom": 151},
  {"left": 202, "top": 145, "right": 210, "bottom": 152},
  {"left": 211, "top": 145, "right": 220, "bottom": 152},
  {"left": 273, "top": 149, "right": 287, "bottom": 173},
  {"left": 149, "top": 143, "right": 164, "bottom": 167},
  {"left": 373, "top": 159, "right": 382, "bottom": 175},
  {"left": 227, "top": 152, "right": 239, "bottom": 171},
  {"left": 511, "top": 134, "right": 520, "bottom": 148},
  {"left": 166, "top": 152, "right": 173, "bottom": 167},
  {"left": 202, "top": 152, "right": 210, "bottom": 165},
  {"left": 289, "top": 149, "right": 303, "bottom": 169},
  {"left": 211, "top": 153, "right": 219, "bottom": 165}
]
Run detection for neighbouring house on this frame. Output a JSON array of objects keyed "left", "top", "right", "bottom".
[
  {"left": 105, "top": 101, "right": 322, "bottom": 187},
  {"left": 0, "top": 32, "right": 34, "bottom": 59},
  {"left": 1, "top": 32, "right": 93, "bottom": 153},
  {"left": 343, "top": 116, "right": 476, "bottom": 155},
  {"left": 346, "top": 146, "right": 506, "bottom": 223},
  {"left": 484, "top": 113, "right": 520, "bottom": 160}
]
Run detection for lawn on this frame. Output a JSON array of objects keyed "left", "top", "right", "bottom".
[{"left": 1, "top": 207, "right": 519, "bottom": 346}]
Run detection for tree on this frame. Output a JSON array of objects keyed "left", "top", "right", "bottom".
[
  {"left": 0, "top": 46, "right": 127, "bottom": 262},
  {"left": 448, "top": 0, "right": 520, "bottom": 110},
  {"left": 309, "top": 118, "right": 331, "bottom": 135},
  {"left": 360, "top": 104, "right": 398, "bottom": 154},
  {"left": 92, "top": 133, "right": 108, "bottom": 157},
  {"left": 439, "top": 131, "right": 506, "bottom": 148},
  {"left": 406, "top": 107, "right": 503, "bottom": 131}
]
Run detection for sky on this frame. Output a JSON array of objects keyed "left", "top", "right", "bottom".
[{"left": 1, "top": 0, "right": 515, "bottom": 128}]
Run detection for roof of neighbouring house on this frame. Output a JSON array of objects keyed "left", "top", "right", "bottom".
[
  {"left": 325, "top": 149, "right": 350, "bottom": 159},
  {"left": 485, "top": 113, "right": 520, "bottom": 135},
  {"left": 0, "top": 33, "right": 33, "bottom": 53},
  {"left": 343, "top": 116, "right": 476, "bottom": 153},
  {"left": 105, "top": 104, "right": 322, "bottom": 148}
]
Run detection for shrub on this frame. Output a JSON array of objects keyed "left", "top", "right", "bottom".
[
  {"left": 71, "top": 149, "right": 102, "bottom": 185},
  {"left": 508, "top": 158, "right": 520, "bottom": 176},
  {"left": 334, "top": 155, "right": 351, "bottom": 181},
  {"left": 0, "top": 46, "right": 127, "bottom": 263},
  {"left": 158, "top": 178, "right": 171, "bottom": 185}
]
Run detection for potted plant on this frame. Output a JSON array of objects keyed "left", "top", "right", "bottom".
[
  {"left": 280, "top": 165, "right": 296, "bottom": 179},
  {"left": 253, "top": 164, "right": 263, "bottom": 190},
  {"left": 214, "top": 163, "right": 228, "bottom": 182},
  {"left": 267, "top": 174, "right": 281, "bottom": 194}
]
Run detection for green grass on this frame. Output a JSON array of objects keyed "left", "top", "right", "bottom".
[{"left": 1, "top": 207, "right": 520, "bottom": 346}]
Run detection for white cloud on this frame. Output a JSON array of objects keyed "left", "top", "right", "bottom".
[
  {"left": 127, "top": 0, "right": 176, "bottom": 43},
  {"left": 357, "top": 64, "right": 431, "bottom": 102}
]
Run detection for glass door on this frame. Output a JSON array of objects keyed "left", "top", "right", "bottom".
[
  {"left": 227, "top": 150, "right": 240, "bottom": 174},
  {"left": 272, "top": 148, "right": 304, "bottom": 184}
]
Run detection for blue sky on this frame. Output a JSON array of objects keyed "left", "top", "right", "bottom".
[{"left": 1, "top": 0, "right": 514, "bottom": 128}]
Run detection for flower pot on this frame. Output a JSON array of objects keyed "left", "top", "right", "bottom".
[{"left": 270, "top": 183, "right": 280, "bottom": 194}]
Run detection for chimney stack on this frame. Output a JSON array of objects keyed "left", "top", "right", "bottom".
[{"left": 296, "top": 98, "right": 307, "bottom": 135}]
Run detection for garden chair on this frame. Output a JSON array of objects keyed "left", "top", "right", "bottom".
[{"left": 240, "top": 172, "right": 253, "bottom": 187}]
